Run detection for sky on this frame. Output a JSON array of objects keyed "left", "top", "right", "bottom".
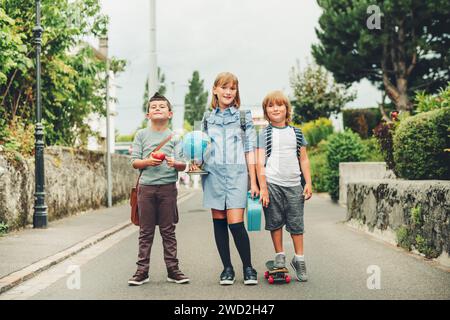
[{"left": 97, "top": 0, "right": 381, "bottom": 135}]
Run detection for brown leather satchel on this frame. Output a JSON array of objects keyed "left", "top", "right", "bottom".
[{"left": 130, "top": 133, "right": 173, "bottom": 226}]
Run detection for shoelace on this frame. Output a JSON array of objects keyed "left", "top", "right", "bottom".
[{"left": 298, "top": 261, "right": 306, "bottom": 274}]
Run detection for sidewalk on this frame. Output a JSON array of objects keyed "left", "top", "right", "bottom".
[{"left": 0, "top": 185, "right": 192, "bottom": 294}]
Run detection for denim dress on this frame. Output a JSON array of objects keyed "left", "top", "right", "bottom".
[{"left": 201, "top": 106, "right": 256, "bottom": 210}]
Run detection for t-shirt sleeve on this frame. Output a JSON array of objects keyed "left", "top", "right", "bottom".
[
  {"left": 300, "top": 132, "right": 308, "bottom": 147},
  {"left": 130, "top": 131, "right": 143, "bottom": 165}
]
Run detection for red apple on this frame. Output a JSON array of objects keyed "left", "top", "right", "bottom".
[{"left": 151, "top": 151, "right": 165, "bottom": 161}]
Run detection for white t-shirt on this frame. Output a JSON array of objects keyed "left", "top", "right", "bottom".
[{"left": 257, "top": 125, "right": 308, "bottom": 187}]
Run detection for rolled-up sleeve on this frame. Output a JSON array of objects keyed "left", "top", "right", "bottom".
[
  {"left": 244, "top": 110, "right": 256, "bottom": 153},
  {"left": 130, "top": 131, "right": 143, "bottom": 165}
]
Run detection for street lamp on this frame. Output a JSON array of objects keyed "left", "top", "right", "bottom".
[{"left": 33, "top": 0, "right": 48, "bottom": 228}]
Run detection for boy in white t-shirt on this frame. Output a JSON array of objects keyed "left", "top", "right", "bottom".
[{"left": 256, "top": 91, "right": 313, "bottom": 282}]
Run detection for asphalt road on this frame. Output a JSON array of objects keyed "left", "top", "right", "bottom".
[{"left": 11, "top": 189, "right": 450, "bottom": 300}]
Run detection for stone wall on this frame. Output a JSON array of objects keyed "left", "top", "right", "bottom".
[
  {"left": 0, "top": 147, "right": 136, "bottom": 230},
  {"left": 347, "top": 179, "right": 450, "bottom": 263},
  {"left": 339, "top": 162, "right": 395, "bottom": 206}
]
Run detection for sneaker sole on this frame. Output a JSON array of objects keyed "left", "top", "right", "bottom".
[
  {"left": 290, "top": 262, "right": 308, "bottom": 282},
  {"left": 128, "top": 278, "right": 149, "bottom": 286},
  {"left": 219, "top": 279, "right": 235, "bottom": 285},
  {"left": 167, "top": 277, "right": 190, "bottom": 284},
  {"left": 244, "top": 279, "right": 258, "bottom": 285}
]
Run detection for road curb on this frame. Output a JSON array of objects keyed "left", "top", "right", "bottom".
[{"left": 0, "top": 190, "right": 196, "bottom": 295}]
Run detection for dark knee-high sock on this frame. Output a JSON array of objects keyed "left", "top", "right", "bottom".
[
  {"left": 213, "top": 218, "right": 232, "bottom": 268},
  {"left": 229, "top": 222, "right": 252, "bottom": 268}
]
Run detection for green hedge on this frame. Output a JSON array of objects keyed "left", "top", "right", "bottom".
[
  {"left": 325, "top": 130, "right": 367, "bottom": 200},
  {"left": 298, "top": 118, "right": 334, "bottom": 147},
  {"left": 393, "top": 108, "right": 450, "bottom": 180},
  {"left": 308, "top": 140, "right": 328, "bottom": 192},
  {"left": 361, "top": 138, "right": 384, "bottom": 162},
  {"left": 343, "top": 108, "right": 382, "bottom": 139}
]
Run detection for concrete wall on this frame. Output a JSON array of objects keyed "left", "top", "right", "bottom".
[
  {"left": 339, "top": 162, "right": 395, "bottom": 206},
  {"left": 346, "top": 180, "right": 450, "bottom": 263},
  {"left": 0, "top": 147, "right": 136, "bottom": 230}
]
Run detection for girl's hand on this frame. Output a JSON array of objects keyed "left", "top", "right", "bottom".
[
  {"left": 250, "top": 183, "right": 260, "bottom": 199},
  {"left": 146, "top": 156, "right": 162, "bottom": 167},
  {"left": 189, "top": 163, "right": 201, "bottom": 171},
  {"left": 259, "top": 187, "right": 270, "bottom": 208},
  {"left": 303, "top": 183, "right": 313, "bottom": 200}
]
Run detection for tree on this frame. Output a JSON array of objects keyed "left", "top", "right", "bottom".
[
  {"left": 184, "top": 71, "right": 208, "bottom": 127},
  {"left": 290, "top": 61, "right": 355, "bottom": 123},
  {"left": 0, "top": 0, "right": 126, "bottom": 147},
  {"left": 312, "top": 0, "right": 450, "bottom": 112}
]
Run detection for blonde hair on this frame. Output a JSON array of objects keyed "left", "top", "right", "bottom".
[
  {"left": 210, "top": 72, "right": 241, "bottom": 109},
  {"left": 262, "top": 91, "right": 292, "bottom": 125}
]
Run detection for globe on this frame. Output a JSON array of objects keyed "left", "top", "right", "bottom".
[{"left": 181, "top": 131, "right": 210, "bottom": 164}]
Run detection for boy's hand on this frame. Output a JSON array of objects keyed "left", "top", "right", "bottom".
[
  {"left": 303, "top": 183, "right": 312, "bottom": 200},
  {"left": 146, "top": 155, "right": 163, "bottom": 167},
  {"left": 259, "top": 187, "right": 270, "bottom": 208}
]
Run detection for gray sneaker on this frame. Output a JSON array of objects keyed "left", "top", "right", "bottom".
[
  {"left": 274, "top": 253, "right": 286, "bottom": 269},
  {"left": 290, "top": 257, "right": 308, "bottom": 282}
]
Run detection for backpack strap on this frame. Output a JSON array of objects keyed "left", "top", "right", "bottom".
[
  {"left": 239, "top": 110, "right": 247, "bottom": 132},
  {"left": 264, "top": 125, "right": 273, "bottom": 167},
  {"left": 291, "top": 126, "right": 306, "bottom": 188},
  {"left": 292, "top": 126, "right": 304, "bottom": 158},
  {"left": 202, "top": 110, "right": 211, "bottom": 132}
]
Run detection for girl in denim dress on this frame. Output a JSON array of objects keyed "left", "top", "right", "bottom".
[{"left": 192, "top": 72, "right": 259, "bottom": 285}]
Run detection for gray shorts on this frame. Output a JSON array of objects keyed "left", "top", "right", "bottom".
[{"left": 263, "top": 182, "right": 305, "bottom": 234}]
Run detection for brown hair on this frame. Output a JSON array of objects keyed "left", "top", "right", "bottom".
[
  {"left": 148, "top": 92, "right": 172, "bottom": 112},
  {"left": 261, "top": 91, "right": 292, "bottom": 125},
  {"left": 210, "top": 72, "right": 241, "bottom": 109}
]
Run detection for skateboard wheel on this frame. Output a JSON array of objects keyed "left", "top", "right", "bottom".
[
  {"left": 268, "top": 276, "right": 274, "bottom": 284},
  {"left": 285, "top": 275, "right": 291, "bottom": 283},
  {"left": 264, "top": 271, "right": 269, "bottom": 279}
]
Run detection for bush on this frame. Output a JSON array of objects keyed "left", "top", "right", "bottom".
[
  {"left": 393, "top": 108, "right": 450, "bottom": 180},
  {"left": 395, "top": 206, "right": 439, "bottom": 258},
  {"left": 361, "top": 138, "right": 384, "bottom": 162},
  {"left": 297, "top": 118, "right": 334, "bottom": 147},
  {"left": 343, "top": 108, "right": 382, "bottom": 139},
  {"left": 373, "top": 121, "right": 397, "bottom": 171},
  {"left": 0, "top": 118, "right": 35, "bottom": 156},
  {"left": 325, "top": 130, "right": 367, "bottom": 200},
  {"left": 415, "top": 83, "right": 450, "bottom": 113},
  {"left": 0, "top": 222, "right": 9, "bottom": 236},
  {"left": 308, "top": 140, "right": 328, "bottom": 192}
]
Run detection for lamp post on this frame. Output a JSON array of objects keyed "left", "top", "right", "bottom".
[
  {"left": 148, "top": 0, "right": 158, "bottom": 95},
  {"left": 100, "top": 36, "right": 112, "bottom": 208},
  {"left": 33, "top": 0, "right": 48, "bottom": 228}
]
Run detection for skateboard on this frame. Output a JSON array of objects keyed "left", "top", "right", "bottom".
[{"left": 264, "top": 260, "right": 291, "bottom": 284}]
